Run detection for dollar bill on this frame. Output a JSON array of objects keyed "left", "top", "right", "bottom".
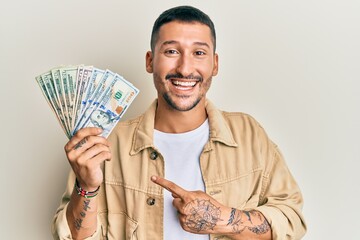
[
  {"left": 79, "top": 68, "right": 105, "bottom": 116},
  {"left": 51, "top": 68, "right": 71, "bottom": 133},
  {"left": 36, "top": 65, "right": 139, "bottom": 139},
  {"left": 72, "top": 69, "right": 116, "bottom": 134},
  {"left": 81, "top": 74, "right": 139, "bottom": 137},
  {"left": 71, "top": 66, "right": 85, "bottom": 124},
  {"left": 60, "top": 66, "right": 78, "bottom": 129},
  {"left": 39, "top": 72, "right": 72, "bottom": 138},
  {"left": 36, "top": 75, "right": 68, "bottom": 136}
]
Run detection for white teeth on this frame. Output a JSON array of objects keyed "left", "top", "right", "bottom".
[{"left": 172, "top": 80, "right": 196, "bottom": 87}]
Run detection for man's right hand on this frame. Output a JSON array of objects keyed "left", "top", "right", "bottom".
[{"left": 64, "top": 127, "right": 111, "bottom": 191}]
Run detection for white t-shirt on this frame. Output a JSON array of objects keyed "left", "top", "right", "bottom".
[{"left": 154, "top": 119, "right": 210, "bottom": 240}]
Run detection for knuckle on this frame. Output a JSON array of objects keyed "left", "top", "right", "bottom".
[
  {"left": 77, "top": 155, "right": 88, "bottom": 164},
  {"left": 84, "top": 163, "right": 92, "bottom": 171},
  {"left": 67, "top": 147, "right": 80, "bottom": 159},
  {"left": 75, "top": 128, "right": 91, "bottom": 139},
  {"left": 94, "top": 144, "right": 105, "bottom": 152},
  {"left": 98, "top": 151, "right": 111, "bottom": 159},
  {"left": 104, "top": 151, "right": 112, "bottom": 159},
  {"left": 180, "top": 221, "right": 187, "bottom": 230},
  {"left": 74, "top": 130, "right": 84, "bottom": 139},
  {"left": 101, "top": 144, "right": 110, "bottom": 152},
  {"left": 85, "top": 136, "right": 94, "bottom": 145},
  {"left": 67, "top": 152, "right": 75, "bottom": 161}
]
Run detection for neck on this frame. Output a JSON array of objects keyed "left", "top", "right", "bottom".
[{"left": 154, "top": 99, "right": 207, "bottom": 133}]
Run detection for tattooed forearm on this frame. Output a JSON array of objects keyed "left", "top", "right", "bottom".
[
  {"left": 248, "top": 219, "right": 270, "bottom": 234},
  {"left": 227, "top": 209, "right": 270, "bottom": 235},
  {"left": 74, "top": 199, "right": 91, "bottom": 230},
  {"left": 229, "top": 208, "right": 246, "bottom": 233},
  {"left": 74, "top": 218, "right": 83, "bottom": 230},
  {"left": 184, "top": 199, "right": 222, "bottom": 232}
]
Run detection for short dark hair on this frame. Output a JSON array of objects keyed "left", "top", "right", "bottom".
[{"left": 150, "top": 5, "right": 216, "bottom": 52}]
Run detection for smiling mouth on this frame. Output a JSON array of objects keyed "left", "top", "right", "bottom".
[{"left": 171, "top": 80, "right": 198, "bottom": 87}]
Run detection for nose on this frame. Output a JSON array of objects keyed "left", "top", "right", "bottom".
[{"left": 176, "top": 54, "right": 194, "bottom": 77}]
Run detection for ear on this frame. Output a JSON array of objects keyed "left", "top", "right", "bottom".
[
  {"left": 212, "top": 53, "right": 219, "bottom": 76},
  {"left": 146, "top": 51, "right": 153, "bottom": 73}
]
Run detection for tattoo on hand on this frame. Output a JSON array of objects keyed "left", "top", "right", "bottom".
[
  {"left": 227, "top": 209, "right": 270, "bottom": 235},
  {"left": 227, "top": 208, "right": 237, "bottom": 225},
  {"left": 74, "top": 199, "right": 91, "bottom": 231},
  {"left": 74, "top": 138, "right": 87, "bottom": 150},
  {"left": 184, "top": 199, "right": 222, "bottom": 232}
]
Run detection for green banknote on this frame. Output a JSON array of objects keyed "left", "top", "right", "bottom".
[{"left": 36, "top": 65, "right": 139, "bottom": 139}]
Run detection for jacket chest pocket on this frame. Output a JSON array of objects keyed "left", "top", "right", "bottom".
[
  {"left": 210, "top": 171, "right": 263, "bottom": 209},
  {"left": 104, "top": 212, "right": 138, "bottom": 240}
]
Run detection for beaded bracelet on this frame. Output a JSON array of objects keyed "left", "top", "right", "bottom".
[{"left": 75, "top": 179, "right": 100, "bottom": 199}]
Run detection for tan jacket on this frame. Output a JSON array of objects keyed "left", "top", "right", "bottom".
[{"left": 52, "top": 100, "right": 306, "bottom": 240}]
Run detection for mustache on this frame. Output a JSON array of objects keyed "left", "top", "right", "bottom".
[{"left": 165, "top": 73, "right": 202, "bottom": 82}]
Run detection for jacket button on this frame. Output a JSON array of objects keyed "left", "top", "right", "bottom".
[
  {"left": 147, "top": 197, "right": 155, "bottom": 206},
  {"left": 150, "top": 151, "right": 158, "bottom": 160}
]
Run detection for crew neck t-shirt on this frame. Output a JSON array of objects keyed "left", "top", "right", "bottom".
[{"left": 154, "top": 119, "right": 210, "bottom": 240}]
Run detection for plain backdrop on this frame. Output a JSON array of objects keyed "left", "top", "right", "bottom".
[{"left": 1, "top": 0, "right": 359, "bottom": 239}]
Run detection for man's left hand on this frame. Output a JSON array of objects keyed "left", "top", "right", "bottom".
[{"left": 151, "top": 175, "right": 230, "bottom": 234}]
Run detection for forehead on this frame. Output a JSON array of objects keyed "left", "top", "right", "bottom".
[{"left": 156, "top": 21, "right": 214, "bottom": 50}]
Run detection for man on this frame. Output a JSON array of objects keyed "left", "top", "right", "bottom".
[{"left": 53, "top": 5, "right": 306, "bottom": 240}]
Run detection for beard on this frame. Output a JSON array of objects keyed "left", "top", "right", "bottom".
[
  {"left": 161, "top": 72, "right": 211, "bottom": 112},
  {"left": 162, "top": 92, "right": 202, "bottom": 111}
]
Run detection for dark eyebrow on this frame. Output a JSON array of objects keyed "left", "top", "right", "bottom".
[
  {"left": 194, "top": 41, "right": 210, "bottom": 49},
  {"left": 161, "top": 40, "right": 210, "bottom": 49},
  {"left": 162, "top": 40, "right": 179, "bottom": 46}
]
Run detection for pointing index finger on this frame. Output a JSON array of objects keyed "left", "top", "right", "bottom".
[{"left": 151, "top": 176, "right": 186, "bottom": 198}]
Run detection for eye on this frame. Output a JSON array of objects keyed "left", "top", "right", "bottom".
[
  {"left": 195, "top": 51, "right": 206, "bottom": 56},
  {"left": 164, "top": 49, "right": 179, "bottom": 55}
]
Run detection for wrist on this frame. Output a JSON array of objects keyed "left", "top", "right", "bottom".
[
  {"left": 74, "top": 178, "right": 100, "bottom": 198},
  {"left": 214, "top": 206, "right": 242, "bottom": 234}
]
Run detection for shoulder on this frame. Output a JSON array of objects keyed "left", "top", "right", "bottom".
[
  {"left": 221, "top": 110, "right": 258, "bottom": 123},
  {"left": 220, "top": 110, "right": 264, "bottom": 132},
  {"left": 206, "top": 100, "right": 262, "bottom": 131},
  {"left": 219, "top": 109, "right": 276, "bottom": 150}
]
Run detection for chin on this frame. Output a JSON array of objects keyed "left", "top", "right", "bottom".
[{"left": 164, "top": 95, "right": 202, "bottom": 112}]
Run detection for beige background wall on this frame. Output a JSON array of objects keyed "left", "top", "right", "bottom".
[{"left": 1, "top": 0, "right": 359, "bottom": 239}]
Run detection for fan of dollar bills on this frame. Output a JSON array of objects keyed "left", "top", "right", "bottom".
[{"left": 36, "top": 65, "right": 139, "bottom": 139}]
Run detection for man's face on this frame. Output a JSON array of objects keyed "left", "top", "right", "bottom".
[{"left": 146, "top": 21, "right": 218, "bottom": 111}]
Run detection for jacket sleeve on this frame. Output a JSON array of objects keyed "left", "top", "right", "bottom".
[
  {"left": 254, "top": 124, "right": 307, "bottom": 239},
  {"left": 51, "top": 170, "right": 102, "bottom": 240}
]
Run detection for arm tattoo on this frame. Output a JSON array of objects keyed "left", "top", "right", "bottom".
[
  {"left": 74, "top": 138, "right": 87, "bottom": 150},
  {"left": 229, "top": 208, "right": 246, "bottom": 233},
  {"left": 74, "top": 199, "right": 91, "bottom": 231},
  {"left": 184, "top": 199, "right": 222, "bottom": 232},
  {"left": 227, "top": 209, "right": 270, "bottom": 235},
  {"left": 248, "top": 219, "right": 270, "bottom": 234},
  {"left": 74, "top": 218, "right": 83, "bottom": 230},
  {"left": 227, "top": 208, "right": 237, "bottom": 225}
]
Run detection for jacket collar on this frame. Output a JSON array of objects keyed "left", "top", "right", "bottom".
[{"left": 130, "top": 99, "right": 237, "bottom": 155}]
